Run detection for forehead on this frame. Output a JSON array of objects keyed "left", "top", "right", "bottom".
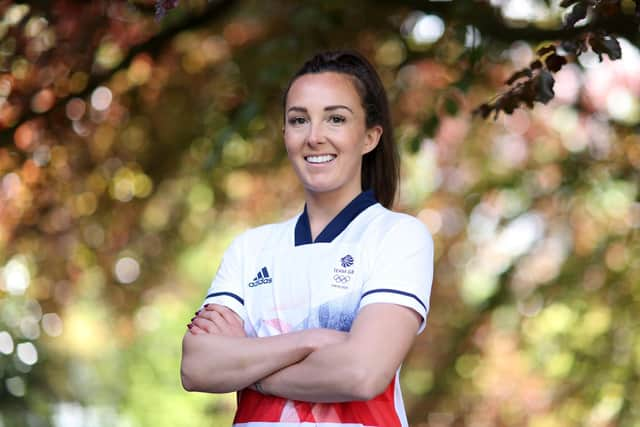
[{"left": 286, "top": 72, "right": 362, "bottom": 108}]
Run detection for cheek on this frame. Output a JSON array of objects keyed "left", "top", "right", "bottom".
[
  {"left": 344, "top": 130, "right": 368, "bottom": 152},
  {"left": 283, "top": 131, "right": 296, "bottom": 150}
]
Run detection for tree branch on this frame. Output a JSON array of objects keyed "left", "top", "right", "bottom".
[
  {"left": 0, "top": 0, "right": 237, "bottom": 147},
  {"left": 395, "top": 0, "right": 638, "bottom": 43}
]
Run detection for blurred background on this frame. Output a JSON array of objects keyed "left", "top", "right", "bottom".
[{"left": 0, "top": 0, "right": 639, "bottom": 426}]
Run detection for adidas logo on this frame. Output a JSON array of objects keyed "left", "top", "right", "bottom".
[{"left": 248, "top": 267, "right": 272, "bottom": 287}]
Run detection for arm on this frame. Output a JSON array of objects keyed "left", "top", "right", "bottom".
[
  {"left": 181, "top": 327, "right": 311, "bottom": 393},
  {"left": 258, "top": 218, "right": 433, "bottom": 402},
  {"left": 258, "top": 303, "right": 422, "bottom": 402},
  {"left": 180, "top": 304, "right": 347, "bottom": 393}
]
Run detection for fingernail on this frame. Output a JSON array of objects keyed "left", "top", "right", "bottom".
[
  {"left": 204, "top": 304, "right": 210, "bottom": 308},
  {"left": 190, "top": 317, "right": 195, "bottom": 322},
  {"left": 187, "top": 324, "right": 193, "bottom": 329},
  {"left": 194, "top": 311, "right": 200, "bottom": 315}
]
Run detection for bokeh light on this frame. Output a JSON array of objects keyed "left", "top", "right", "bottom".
[
  {"left": 0, "top": 2, "right": 639, "bottom": 426},
  {"left": 90, "top": 86, "right": 113, "bottom": 111},
  {"left": 42, "top": 313, "right": 64, "bottom": 337},
  {"left": 6, "top": 376, "right": 26, "bottom": 397},
  {"left": 2, "top": 256, "right": 30, "bottom": 295},
  {"left": 17, "top": 342, "right": 38, "bottom": 365},
  {"left": 409, "top": 13, "right": 445, "bottom": 45},
  {"left": 0, "top": 331, "right": 14, "bottom": 354},
  {"left": 66, "top": 98, "right": 86, "bottom": 121},
  {"left": 114, "top": 257, "right": 140, "bottom": 284}
]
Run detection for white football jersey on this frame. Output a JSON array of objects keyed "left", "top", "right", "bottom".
[{"left": 201, "top": 190, "right": 434, "bottom": 426}]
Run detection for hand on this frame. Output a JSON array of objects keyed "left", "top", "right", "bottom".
[{"left": 188, "top": 304, "right": 246, "bottom": 337}]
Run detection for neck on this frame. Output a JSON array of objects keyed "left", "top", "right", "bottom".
[{"left": 305, "top": 188, "right": 362, "bottom": 241}]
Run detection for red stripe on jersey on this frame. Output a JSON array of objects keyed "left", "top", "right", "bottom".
[
  {"left": 295, "top": 401, "right": 316, "bottom": 422},
  {"left": 234, "top": 389, "right": 287, "bottom": 423},
  {"left": 330, "top": 380, "right": 400, "bottom": 427},
  {"left": 233, "top": 377, "right": 401, "bottom": 426}
]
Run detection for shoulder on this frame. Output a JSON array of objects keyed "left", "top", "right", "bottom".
[
  {"left": 366, "top": 204, "right": 433, "bottom": 247},
  {"left": 230, "top": 215, "right": 298, "bottom": 251}
]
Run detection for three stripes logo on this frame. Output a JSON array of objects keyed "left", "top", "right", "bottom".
[{"left": 248, "top": 267, "right": 272, "bottom": 287}]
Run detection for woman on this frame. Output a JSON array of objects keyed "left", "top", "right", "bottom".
[{"left": 181, "top": 50, "right": 434, "bottom": 426}]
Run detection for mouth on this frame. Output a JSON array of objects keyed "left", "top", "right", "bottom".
[{"left": 304, "top": 154, "right": 337, "bottom": 164}]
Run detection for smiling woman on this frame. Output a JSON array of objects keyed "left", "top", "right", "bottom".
[
  {"left": 181, "top": 50, "right": 434, "bottom": 427},
  {"left": 283, "top": 71, "right": 382, "bottom": 237}
]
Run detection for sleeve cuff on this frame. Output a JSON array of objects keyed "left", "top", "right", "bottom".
[
  {"left": 359, "top": 288, "right": 429, "bottom": 334},
  {"left": 201, "top": 291, "right": 248, "bottom": 323}
]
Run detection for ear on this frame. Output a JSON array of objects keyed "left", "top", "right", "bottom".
[{"left": 362, "top": 125, "right": 383, "bottom": 155}]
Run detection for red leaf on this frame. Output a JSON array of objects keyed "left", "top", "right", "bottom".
[
  {"left": 564, "top": 2, "right": 588, "bottom": 27},
  {"left": 545, "top": 54, "right": 567, "bottom": 72},
  {"left": 506, "top": 68, "right": 532, "bottom": 85},
  {"left": 534, "top": 70, "right": 555, "bottom": 104},
  {"left": 589, "top": 33, "right": 622, "bottom": 61},
  {"left": 473, "top": 103, "right": 494, "bottom": 119},
  {"left": 155, "top": 0, "right": 180, "bottom": 20}
]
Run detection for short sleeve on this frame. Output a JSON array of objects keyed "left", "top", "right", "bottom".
[
  {"left": 359, "top": 217, "right": 434, "bottom": 334},
  {"left": 200, "top": 234, "right": 248, "bottom": 323}
]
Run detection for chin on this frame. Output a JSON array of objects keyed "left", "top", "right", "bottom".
[{"left": 304, "top": 184, "right": 338, "bottom": 194}]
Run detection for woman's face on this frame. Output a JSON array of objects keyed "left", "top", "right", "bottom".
[{"left": 284, "top": 72, "right": 381, "bottom": 200}]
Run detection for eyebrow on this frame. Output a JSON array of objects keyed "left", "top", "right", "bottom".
[{"left": 286, "top": 105, "right": 354, "bottom": 114}]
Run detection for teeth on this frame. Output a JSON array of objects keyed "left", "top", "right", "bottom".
[{"left": 306, "top": 155, "right": 336, "bottom": 164}]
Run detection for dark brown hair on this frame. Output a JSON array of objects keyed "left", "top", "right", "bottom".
[{"left": 282, "top": 50, "right": 399, "bottom": 208}]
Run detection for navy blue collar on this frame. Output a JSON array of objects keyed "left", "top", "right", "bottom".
[{"left": 294, "top": 190, "right": 378, "bottom": 246}]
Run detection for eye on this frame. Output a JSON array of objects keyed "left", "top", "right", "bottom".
[
  {"left": 328, "top": 115, "right": 346, "bottom": 124},
  {"left": 287, "top": 116, "right": 307, "bottom": 126}
]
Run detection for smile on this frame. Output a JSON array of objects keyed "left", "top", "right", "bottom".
[{"left": 305, "top": 154, "right": 336, "bottom": 164}]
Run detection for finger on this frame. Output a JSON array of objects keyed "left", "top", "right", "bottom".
[
  {"left": 208, "top": 311, "right": 241, "bottom": 336},
  {"left": 200, "top": 307, "right": 235, "bottom": 329},
  {"left": 207, "top": 304, "right": 244, "bottom": 327},
  {"left": 196, "top": 313, "right": 235, "bottom": 336},
  {"left": 204, "top": 311, "right": 245, "bottom": 337},
  {"left": 197, "top": 309, "right": 228, "bottom": 326},
  {"left": 197, "top": 307, "right": 245, "bottom": 336},
  {"left": 188, "top": 324, "right": 207, "bottom": 335},
  {"left": 191, "top": 317, "right": 222, "bottom": 334}
]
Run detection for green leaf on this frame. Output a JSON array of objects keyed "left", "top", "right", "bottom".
[
  {"left": 408, "top": 136, "right": 421, "bottom": 153},
  {"left": 444, "top": 97, "right": 459, "bottom": 116},
  {"left": 421, "top": 115, "right": 440, "bottom": 138}
]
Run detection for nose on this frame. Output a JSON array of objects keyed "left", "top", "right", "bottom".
[{"left": 306, "top": 121, "right": 325, "bottom": 146}]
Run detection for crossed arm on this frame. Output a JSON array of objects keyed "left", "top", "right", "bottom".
[{"left": 180, "top": 303, "right": 421, "bottom": 402}]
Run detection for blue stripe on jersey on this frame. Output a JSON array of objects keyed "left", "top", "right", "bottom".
[
  {"left": 294, "top": 189, "right": 378, "bottom": 246},
  {"left": 360, "top": 288, "right": 427, "bottom": 312},
  {"left": 205, "top": 291, "right": 244, "bottom": 305}
]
